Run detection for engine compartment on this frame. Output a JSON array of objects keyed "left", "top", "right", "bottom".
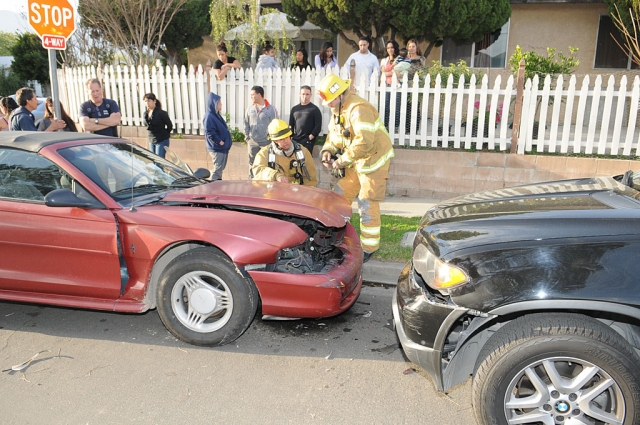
[
  {"left": 188, "top": 203, "right": 348, "bottom": 274},
  {"left": 268, "top": 216, "right": 346, "bottom": 274}
]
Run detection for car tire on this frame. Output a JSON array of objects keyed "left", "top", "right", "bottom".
[
  {"left": 156, "top": 247, "right": 259, "bottom": 346},
  {"left": 472, "top": 313, "right": 640, "bottom": 425}
]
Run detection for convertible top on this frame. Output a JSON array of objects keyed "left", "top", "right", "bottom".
[{"left": 0, "top": 132, "right": 115, "bottom": 152}]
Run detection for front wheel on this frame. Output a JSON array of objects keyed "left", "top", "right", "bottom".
[
  {"left": 472, "top": 313, "right": 640, "bottom": 425},
  {"left": 156, "top": 247, "right": 259, "bottom": 346}
]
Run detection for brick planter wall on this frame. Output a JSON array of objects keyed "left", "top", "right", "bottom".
[{"left": 123, "top": 127, "right": 638, "bottom": 200}]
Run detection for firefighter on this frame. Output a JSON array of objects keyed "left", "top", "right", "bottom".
[
  {"left": 317, "top": 74, "right": 395, "bottom": 262},
  {"left": 252, "top": 119, "right": 318, "bottom": 186}
]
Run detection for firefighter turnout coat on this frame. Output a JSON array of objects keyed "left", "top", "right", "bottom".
[
  {"left": 321, "top": 91, "right": 394, "bottom": 253},
  {"left": 252, "top": 142, "right": 318, "bottom": 186}
]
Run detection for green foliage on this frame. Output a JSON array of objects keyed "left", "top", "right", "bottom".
[
  {"left": 350, "top": 214, "right": 421, "bottom": 262},
  {"left": 509, "top": 45, "right": 580, "bottom": 89},
  {"left": 607, "top": 1, "right": 640, "bottom": 67},
  {"left": 10, "top": 33, "right": 49, "bottom": 86},
  {"left": 230, "top": 127, "right": 245, "bottom": 143},
  {"left": 224, "top": 113, "right": 245, "bottom": 143},
  {"left": 0, "top": 31, "right": 18, "bottom": 56},
  {"left": 418, "top": 60, "right": 484, "bottom": 87},
  {"left": 0, "top": 66, "right": 26, "bottom": 97},
  {"left": 158, "top": 0, "right": 212, "bottom": 67},
  {"left": 283, "top": 0, "right": 393, "bottom": 54},
  {"left": 391, "top": 0, "right": 511, "bottom": 45},
  {"left": 210, "top": 1, "right": 292, "bottom": 65},
  {"left": 283, "top": 0, "right": 511, "bottom": 56},
  {"left": 604, "top": 0, "right": 634, "bottom": 33}
]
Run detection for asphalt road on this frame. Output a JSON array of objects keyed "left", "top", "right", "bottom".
[{"left": 0, "top": 285, "right": 475, "bottom": 425}]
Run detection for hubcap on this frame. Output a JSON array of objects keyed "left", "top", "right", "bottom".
[
  {"left": 503, "top": 356, "right": 625, "bottom": 425},
  {"left": 170, "top": 270, "right": 233, "bottom": 333},
  {"left": 190, "top": 288, "right": 217, "bottom": 315}
]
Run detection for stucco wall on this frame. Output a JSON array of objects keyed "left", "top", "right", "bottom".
[{"left": 123, "top": 126, "right": 638, "bottom": 200}]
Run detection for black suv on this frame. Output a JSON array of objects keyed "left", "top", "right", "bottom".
[{"left": 393, "top": 173, "right": 640, "bottom": 425}]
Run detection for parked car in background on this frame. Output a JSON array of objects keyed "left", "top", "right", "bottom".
[
  {"left": 393, "top": 173, "right": 640, "bottom": 424},
  {"left": 9, "top": 94, "right": 46, "bottom": 126},
  {"left": 0, "top": 132, "right": 363, "bottom": 346}
]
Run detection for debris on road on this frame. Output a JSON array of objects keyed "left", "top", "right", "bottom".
[{"left": 2, "top": 350, "right": 50, "bottom": 372}]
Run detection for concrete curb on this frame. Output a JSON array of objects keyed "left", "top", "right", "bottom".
[{"left": 362, "top": 260, "right": 405, "bottom": 286}]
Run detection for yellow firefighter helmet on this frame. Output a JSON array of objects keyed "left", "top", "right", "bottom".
[
  {"left": 267, "top": 119, "right": 292, "bottom": 141},
  {"left": 317, "top": 74, "right": 351, "bottom": 105}
]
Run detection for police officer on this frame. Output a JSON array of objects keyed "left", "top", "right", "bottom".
[
  {"left": 317, "top": 74, "right": 395, "bottom": 262},
  {"left": 252, "top": 119, "right": 318, "bottom": 186}
]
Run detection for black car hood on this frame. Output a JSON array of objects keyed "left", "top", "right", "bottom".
[{"left": 420, "top": 176, "right": 640, "bottom": 256}]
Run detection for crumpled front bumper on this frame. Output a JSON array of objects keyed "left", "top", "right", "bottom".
[
  {"left": 392, "top": 261, "right": 467, "bottom": 392},
  {"left": 248, "top": 223, "right": 363, "bottom": 318}
]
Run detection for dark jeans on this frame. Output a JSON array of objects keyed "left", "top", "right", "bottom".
[
  {"left": 383, "top": 87, "right": 402, "bottom": 131},
  {"left": 150, "top": 139, "right": 169, "bottom": 158},
  {"left": 405, "top": 101, "right": 421, "bottom": 134}
]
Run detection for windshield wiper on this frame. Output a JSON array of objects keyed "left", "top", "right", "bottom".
[
  {"left": 169, "top": 175, "right": 205, "bottom": 187},
  {"left": 111, "top": 184, "right": 169, "bottom": 196}
]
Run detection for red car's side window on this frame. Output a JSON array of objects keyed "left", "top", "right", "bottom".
[{"left": 0, "top": 148, "right": 62, "bottom": 201}]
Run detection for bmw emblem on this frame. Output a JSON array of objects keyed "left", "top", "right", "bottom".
[{"left": 556, "top": 401, "right": 570, "bottom": 413}]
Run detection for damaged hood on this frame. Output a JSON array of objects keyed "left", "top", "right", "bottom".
[
  {"left": 161, "top": 180, "right": 352, "bottom": 228},
  {"left": 419, "top": 176, "right": 640, "bottom": 255}
]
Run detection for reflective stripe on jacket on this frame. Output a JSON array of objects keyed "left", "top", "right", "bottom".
[{"left": 321, "top": 92, "right": 394, "bottom": 175}]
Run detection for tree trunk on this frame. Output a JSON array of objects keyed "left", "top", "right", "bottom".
[
  {"left": 424, "top": 40, "right": 436, "bottom": 59},
  {"left": 159, "top": 47, "right": 183, "bottom": 68}
]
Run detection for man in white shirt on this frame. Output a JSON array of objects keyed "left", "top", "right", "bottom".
[{"left": 345, "top": 37, "right": 380, "bottom": 85}]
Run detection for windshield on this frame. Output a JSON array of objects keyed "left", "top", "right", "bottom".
[{"left": 58, "top": 142, "right": 201, "bottom": 203}]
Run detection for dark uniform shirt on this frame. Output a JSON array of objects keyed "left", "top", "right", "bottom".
[{"left": 79, "top": 98, "right": 120, "bottom": 137}]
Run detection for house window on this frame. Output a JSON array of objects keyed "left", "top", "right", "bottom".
[
  {"left": 441, "top": 20, "right": 510, "bottom": 68},
  {"left": 594, "top": 14, "right": 638, "bottom": 69}
]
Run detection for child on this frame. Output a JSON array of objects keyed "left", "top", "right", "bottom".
[
  {"left": 393, "top": 48, "right": 411, "bottom": 83},
  {"left": 256, "top": 44, "right": 279, "bottom": 71}
]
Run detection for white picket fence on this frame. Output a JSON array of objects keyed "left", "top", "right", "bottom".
[{"left": 57, "top": 65, "right": 640, "bottom": 157}]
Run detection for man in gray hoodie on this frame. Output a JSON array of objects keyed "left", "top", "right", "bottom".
[{"left": 244, "top": 86, "right": 277, "bottom": 178}]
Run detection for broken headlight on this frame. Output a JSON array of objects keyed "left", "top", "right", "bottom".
[{"left": 413, "top": 243, "right": 467, "bottom": 295}]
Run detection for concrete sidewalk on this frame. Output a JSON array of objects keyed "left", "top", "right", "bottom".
[
  {"left": 356, "top": 196, "right": 444, "bottom": 285},
  {"left": 354, "top": 196, "right": 443, "bottom": 218}
]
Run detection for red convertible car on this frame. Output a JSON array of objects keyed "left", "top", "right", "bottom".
[{"left": 0, "top": 132, "right": 363, "bottom": 346}]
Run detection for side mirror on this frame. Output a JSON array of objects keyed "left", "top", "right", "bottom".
[
  {"left": 193, "top": 168, "right": 211, "bottom": 179},
  {"left": 44, "top": 189, "right": 95, "bottom": 208}
]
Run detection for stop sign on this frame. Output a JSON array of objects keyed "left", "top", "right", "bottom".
[{"left": 28, "top": 0, "right": 76, "bottom": 49}]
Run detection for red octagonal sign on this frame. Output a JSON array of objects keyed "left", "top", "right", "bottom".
[{"left": 28, "top": 0, "right": 76, "bottom": 50}]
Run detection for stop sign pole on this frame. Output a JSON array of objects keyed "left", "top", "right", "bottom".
[{"left": 28, "top": 0, "right": 76, "bottom": 125}]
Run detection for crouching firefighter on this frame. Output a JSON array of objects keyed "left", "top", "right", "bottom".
[
  {"left": 252, "top": 119, "right": 318, "bottom": 186},
  {"left": 317, "top": 74, "right": 395, "bottom": 263}
]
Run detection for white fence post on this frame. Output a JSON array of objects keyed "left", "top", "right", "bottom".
[{"left": 56, "top": 64, "right": 640, "bottom": 158}]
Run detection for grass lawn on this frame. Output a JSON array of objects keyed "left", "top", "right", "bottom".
[{"left": 350, "top": 214, "right": 422, "bottom": 263}]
